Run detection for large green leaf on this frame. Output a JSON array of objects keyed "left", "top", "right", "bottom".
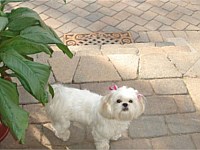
[
  {"left": 8, "top": 17, "right": 39, "bottom": 31},
  {"left": 0, "top": 36, "right": 52, "bottom": 55},
  {"left": 56, "top": 43, "right": 73, "bottom": 58},
  {"left": 0, "top": 78, "right": 29, "bottom": 144},
  {"left": 8, "top": 7, "right": 41, "bottom": 21},
  {"left": 20, "top": 26, "right": 61, "bottom": 44},
  {"left": 0, "top": 16, "right": 8, "bottom": 31},
  {"left": 0, "top": 50, "right": 50, "bottom": 104}
]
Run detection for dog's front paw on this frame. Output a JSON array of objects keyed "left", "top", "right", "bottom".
[
  {"left": 111, "top": 134, "right": 121, "bottom": 141},
  {"left": 55, "top": 130, "right": 70, "bottom": 141},
  {"left": 95, "top": 141, "right": 110, "bottom": 150}
]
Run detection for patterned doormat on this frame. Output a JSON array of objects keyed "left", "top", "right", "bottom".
[{"left": 64, "top": 32, "right": 133, "bottom": 46}]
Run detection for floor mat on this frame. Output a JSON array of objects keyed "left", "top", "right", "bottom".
[{"left": 64, "top": 32, "right": 133, "bottom": 46}]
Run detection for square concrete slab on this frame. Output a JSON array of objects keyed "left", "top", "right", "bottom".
[{"left": 74, "top": 56, "right": 121, "bottom": 83}]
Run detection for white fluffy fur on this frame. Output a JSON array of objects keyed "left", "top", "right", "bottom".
[{"left": 45, "top": 84, "right": 145, "bottom": 150}]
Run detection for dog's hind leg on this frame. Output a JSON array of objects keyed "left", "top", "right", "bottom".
[{"left": 52, "top": 120, "right": 70, "bottom": 141}]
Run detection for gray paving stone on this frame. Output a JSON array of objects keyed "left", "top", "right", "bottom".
[
  {"left": 125, "top": 6, "right": 143, "bottom": 16},
  {"left": 151, "top": 135, "right": 196, "bottom": 149},
  {"left": 155, "top": 15, "right": 174, "bottom": 26},
  {"left": 137, "top": 2, "right": 152, "bottom": 11},
  {"left": 129, "top": 116, "right": 168, "bottom": 138},
  {"left": 100, "top": 16, "right": 120, "bottom": 26},
  {"left": 135, "top": 32, "right": 150, "bottom": 43},
  {"left": 42, "top": 122, "right": 86, "bottom": 146},
  {"left": 147, "top": 31, "right": 163, "bottom": 42},
  {"left": 71, "top": 7, "right": 90, "bottom": 17},
  {"left": 44, "top": 18, "right": 63, "bottom": 29},
  {"left": 160, "top": 31, "right": 174, "bottom": 41},
  {"left": 98, "top": 7, "right": 117, "bottom": 16},
  {"left": 186, "top": 31, "right": 200, "bottom": 42},
  {"left": 116, "top": 20, "right": 135, "bottom": 31},
  {"left": 172, "top": 20, "right": 189, "bottom": 30},
  {"left": 101, "top": 47, "right": 138, "bottom": 55},
  {"left": 85, "top": 12, "right": 104, "bottom": 22},
  {"left": 74, "top": 56, "right": 121, "bottom": 83},
  {"left": 116, "top": 80, "right": 154, "bottom": 96},
  {"left": 168, "top": 52, "right": 200, "bottom": 74},
  {"left": 23, "top": 104, "right": 50, "bottom": 123},
  {"left": 57, "top": 12, "right": 77, "bottom": 23},
  {"left": 159, "top": 25, "right": 176, "bottom": 31},
  {"left": 43, "top": 8, "right": 63, "bottom": 18},
  {"left": 49, "top": 56, "right": 79, "bottom": 83},
  {"left": 140, "top": 11, "right": 157, "bottom": 21},
  {"left": 144, "top": 20, "right": 162, "bottom": 30},
  {"left": 85, "top": 3, "right": 102, "bottom": 12},
  {"left": 191, "top": 133, "right": 200, "bottom": 149},
  {"left": 111, "top": 2, "right": 128, "bottom": 11},
  {"left": 68, "top": 142, "right": 95, "bottom": 149},
  {"left": 108, "top": 54, "right": 138, "bottom": 80},
  {"left": 45, "top": 0, "right": 63, "bottom": 9},
  {"left": 139, "top": 53, "right": 182, "bottom": 79},
  {"left": 128, "top": 15, "right": 148, "bottom": 26},
  {"left": 34, "top": 5, "right": 49, "bottom": 13},
  {"left": 144, "top": 96, "right": 178, "bottom": 115},
  {"left": 181, "top": 15, "right": 200, "bottom": 26},
  {"left": 57, "top": 22, "right": 78, "bottom": 33},
  {"left": 102, "top": 26, "right": 122, "bottom": 33},
  {"left": 155, "top": 42, "right": 175, "bottom": 47},
  {"left": 113, "top": 10, "right": 131, "bottom": 21},
  {"left": 186, "top": 59, "right": 200, "bottom": 77},
  {"left": 81, "top": 82, "right": 115, "bottom": 96},
  {"left": 161, "top": 2, "right": 177, "bottom": 11},
  {"left": 150, "top": 79, "right": 188, "bottom": 95},
  {"left": 184, "top": 78, "right": 200, "bottom": 111},
  {"left": 176, "top": 6, "right": 193, "bottom": 15},
  {"left": 110, "top": 139, "right": 152, "bottom": 149},
  {"left": 173, "top": 31, "right": 188, "bottom": 40},
  {"left": 150, "top": 6, "right": 169, "bottom": 16},
  {"left": 173, "top": 95, "right": 196, "bottom": 113},
  {"left": 69, "top": 45, "right": 101, "bottom": 56},
  {"left": 166, "top": 113, "right": 200, "bottom": 134},
  {"left": 87, "top": 21, "right": 107, "bottom": 32},
  {"left": 72, "top": 17, "right": 92, "bottom": 27}
]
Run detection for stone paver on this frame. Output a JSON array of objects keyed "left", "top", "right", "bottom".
[
  {"left": 74, "top": 56, "right": 121, "bottom": 83},
  {"left": 129, "top": 116, "right": 168, "bottom": 138},
  {"left": 144, "top": 96, "right": 177, "bottom": 115},
  {"left": 151, "top": 135, "right": 196, "bottom": 149},
  {"left": 139, "top": 53, "right": 182, "bottom": 79},
  {"left": 48, "top": 55, "right": 80, "bottom": 83},
  {"left": 150, "top": 79, "right": 188, "bottom": 95},
  {"left": 184, "top": 78, "right": 200, "bottom": 111},
  {"left": 166, "top": 113, "right": 200, "bottom": 134},
  {"left": 191, "top": 133, "right": 200, "bottom": 149},
  {"left": 108, "top": 54, "right": 138, "bottom": 80}
]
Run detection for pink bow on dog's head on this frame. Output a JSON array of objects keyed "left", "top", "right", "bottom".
[{"left": 109, "top": 85, "right": 118, "bottom": 91}]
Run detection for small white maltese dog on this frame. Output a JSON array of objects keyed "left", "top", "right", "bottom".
[{"left": 45, "top": 84, "right": 145, "bottom": 150}]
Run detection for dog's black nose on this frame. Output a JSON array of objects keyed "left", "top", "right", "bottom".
[{"left": 122, "top": 103, "right": 128, "bottom": 107}]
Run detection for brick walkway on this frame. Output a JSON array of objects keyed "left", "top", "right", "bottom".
[{"left": 1, "top": 0, "right": 200, "bottom": 149}]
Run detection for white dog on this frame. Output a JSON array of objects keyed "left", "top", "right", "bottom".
[{"left": 45, "top": 84, "right": 145, "bottom": 150}]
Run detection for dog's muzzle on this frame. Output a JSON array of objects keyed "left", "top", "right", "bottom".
[{"left": 122, "top": 103, "right": 129, "bottom": 111}]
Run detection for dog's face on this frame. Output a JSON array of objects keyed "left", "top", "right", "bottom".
[{"left": 99, "top": 86, "right": 145, "bottom": 121}]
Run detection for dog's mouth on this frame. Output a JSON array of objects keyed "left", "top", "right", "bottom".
[{"left": 122, "top": 107, "right": 129, "bottom": 111}]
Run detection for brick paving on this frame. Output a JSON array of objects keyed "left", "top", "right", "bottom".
[{"left": 1, "top": 0, "right": 200, "bottom": 149}]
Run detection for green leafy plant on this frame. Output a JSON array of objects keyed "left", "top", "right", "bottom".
[{"left": 0, "top": 0, "right": 72, "bottom": 144}]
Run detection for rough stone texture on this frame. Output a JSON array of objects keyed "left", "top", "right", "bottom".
[
  {"left": 150, "top": 79, "right": 188, "bottom": 95},
  {"left": 185, "top": 58, "right": 200, "bottom": 77},
  {"left": 184, "top": 78, "right": 200, "bottom": 111},
  {"left": 139, "top": 53, "right": 182, "bottom": 79},
  {"left": 48, "top": 56, "right": 80, "bottom": 83},
  {"left": 144, "top": 96, "right": 177, "bottom": 115},
  {"left": 116, "top": 80, "right": 154, "bottom": 96},
  {"left": 68, "top": 142, "right": 96, "bottom": 149},
  {"left": 129, "top": 116, "right": 168, "bottom": 138},
  {"left": 165, "top": 113, "right": 200, "bottom": 134},
  {"left": 168, "top": 52, "right": 200, "bottom": 74},
  {"left": 110, "top": 139, "right": 152, "bottom": 149},
  {"left": 23, "top": 104, "right": 50, "bottom": 123},
  {"left": 74, "top": 56, "right": 121, "bottom": 83},
  {"left": 173, "top": 95, "right": 196, "bottom": 113},
  {"left": 151, "top": 135, "right": 196, "bottom": 149},
  {"left": 108, "top": 54, "right": 139, "bottom": 80},
  {"left": 191, "top": 133, "right": 200, "bottom": 149}
]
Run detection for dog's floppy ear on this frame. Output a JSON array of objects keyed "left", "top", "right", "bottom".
[{"left": 99, "top": 93, "right": 113, "bottom": 119}]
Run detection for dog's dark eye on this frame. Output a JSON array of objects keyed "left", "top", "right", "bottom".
[
  {"left": 116, "top": 99, "right": 122, "bottom": 103},
  {"left": 129, "top": 100, "right": 133, "bottom": 103}
]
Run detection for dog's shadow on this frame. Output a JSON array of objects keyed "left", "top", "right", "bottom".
[{"left": 42, "top": 122, "right": 96, "bottom": 149}]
